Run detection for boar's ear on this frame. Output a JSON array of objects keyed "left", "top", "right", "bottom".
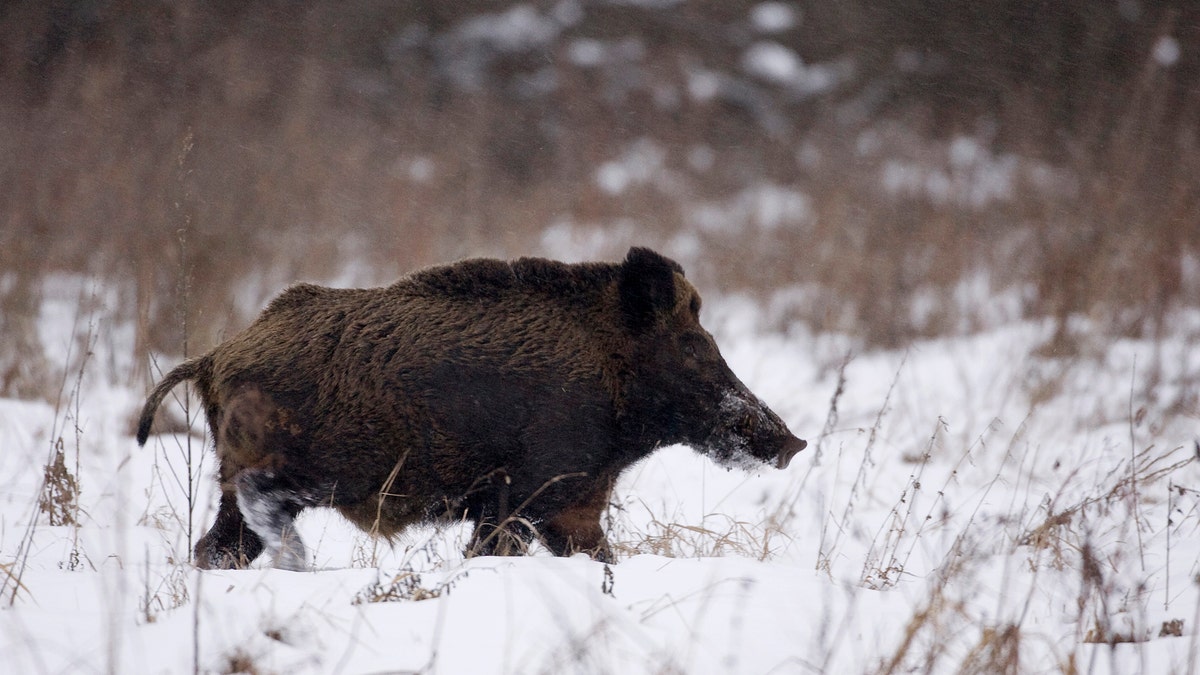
[{"left": 619, "top": 247, "right": 682, "bottom": 331}]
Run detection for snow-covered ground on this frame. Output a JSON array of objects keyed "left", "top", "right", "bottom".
[{"left": 3, "top": 273, "right": 1199, "bottom": 674}]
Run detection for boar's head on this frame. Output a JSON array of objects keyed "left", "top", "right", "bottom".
[{"left": 618, "top": 247, "right": 807, "bottom": 470}]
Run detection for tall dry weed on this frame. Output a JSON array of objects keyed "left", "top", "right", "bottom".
[{"left": 2, "top": 1, "right": 1196, "bottom": 365}]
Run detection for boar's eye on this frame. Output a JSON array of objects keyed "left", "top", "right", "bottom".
[
  {"left": 681, "top": 332, "right": 707, "bottom": 359},
  {"left": 689, "top": 295, "right": 701, "bottom": 317}
]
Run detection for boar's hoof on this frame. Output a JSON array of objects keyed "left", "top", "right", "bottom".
[
  {"left": 777, "top": 436, "right": 807, "bottom": 469},
  {"left": 194, "top": 543, "right": 254, "bottom": 570},
  {"left": 192, "top": 496, "right": 265, "bottom": 570}
]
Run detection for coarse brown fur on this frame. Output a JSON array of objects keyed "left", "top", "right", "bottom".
[{"left": 137, "top": 247, "right": 805, "bottom": 569}]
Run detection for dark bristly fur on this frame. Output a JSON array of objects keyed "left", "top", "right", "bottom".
[{"left": 137, "top": 247, "right": 806, "bottom": 569}]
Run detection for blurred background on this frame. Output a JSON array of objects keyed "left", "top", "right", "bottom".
[{"left": 2, "top": 0, "right": 1198, "bottom": 398}]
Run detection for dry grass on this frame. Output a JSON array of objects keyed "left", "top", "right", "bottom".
[
  {"left": 216, "top": 648, "right": 265, "bottom": 675},
  {"left": 37, "top": 441, "right": 79, "bottom": 527},
  {"left": 873, "top": 549, "right": 970, "bottom": 675},
  {"left": 1, "top": 1, "right": 1197, "bottom": 397},
  {"left": 352, "top": 568, "right": 468, "bottom": 605},
  {"left": 140, "top": 561, "right": 191, "bottom": 624},
  {"left": 612, "top": 513, "right": 787, "bottom": 561}
]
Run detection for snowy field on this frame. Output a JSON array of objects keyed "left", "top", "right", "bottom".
[{"left": 3, "top": 273, "right": 1200, "bottom": 675}]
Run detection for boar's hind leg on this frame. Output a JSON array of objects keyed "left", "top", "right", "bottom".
[
  {"left": 194, "top": 489, "right": 264, "bottom": 569},
  {"left": 234, "top": 469, "right": 327, "bottom": 571}
]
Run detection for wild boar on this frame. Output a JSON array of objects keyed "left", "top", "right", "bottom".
[{"left": 136, "top": 247, "right": 805, "bottom": 570}]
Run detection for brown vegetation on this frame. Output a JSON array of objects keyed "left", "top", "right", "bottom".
[{"left": 1, "top": 1, "right": 1197, "bottom": 396}]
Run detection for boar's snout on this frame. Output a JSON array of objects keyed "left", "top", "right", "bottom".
[
  {"left": 777, "top": 435, "right": 807, "bottom": 469},
  {"left": 707, "top": 389, "right": 806, "bottom": 471},
  {"left": 735, "top": 403, "right": 807, "bottom": 469}
]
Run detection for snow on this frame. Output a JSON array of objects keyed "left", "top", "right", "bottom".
[
  {"left": 601, "top": 0, "right": 683, "bottom": 8},
  {"left": 593, "top": 138, "right": 671, "bottom": 195},
  {"left": 881, "top": 136, "right": 1020, "bottom": 208},
  {"left": 741, "top": 42, "right": 847, "bottom": 96},
  {"left": 434, "top": 5, "right": 564, "bottom": 91},
  {"left": 456, "top": 5, "right": 560, "bottom": 54},
  {"left": 689, "top": 184, "right": 813, "bottom": 233},
  {"left": 403, "top": 156, "right": 435, "bottom": 183},
  {"left": 686, "top": 144, "right": 716, "bottom": 173},
  {"left": 743, "top": 42, "right": 805, "bottom": 83},
  {"left": 750, "top": 3, "right": 800, "bottom": 34},
  {"left": 566, "top": 38, "right": 608, "bottom": 68},
  {"left": 685, "top": 66, "right": 723, "bottom": 102},
  {"left": 3, "top": 271, "right": 1200, "bottom": 674},
  {"left": 1154, "top": 36, "right": 1181, "bottom": 67},
  {"left": 566, "top": 37, "right": 645, "bottom": 69}
]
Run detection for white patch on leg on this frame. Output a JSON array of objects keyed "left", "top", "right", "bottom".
[{"left": 236, "top": 479, "right": 309, "bottom": 572}]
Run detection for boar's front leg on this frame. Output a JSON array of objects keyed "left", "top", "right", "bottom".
[
  {"left": 194, "top": 488, "right": 264, "bottom": 569},
  {"left": 465, "top": 471, "right": 539, "bottom": 557},
  {"left": 466, "top": 516, "right": 537, "bottom": 558},
  {"left": 539, "top": 479, "right": 615, "bottom": 563}
]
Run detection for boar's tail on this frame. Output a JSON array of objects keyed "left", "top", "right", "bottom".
[{"left": 136, "top": 356, "right": 211, "bottom": 446}]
